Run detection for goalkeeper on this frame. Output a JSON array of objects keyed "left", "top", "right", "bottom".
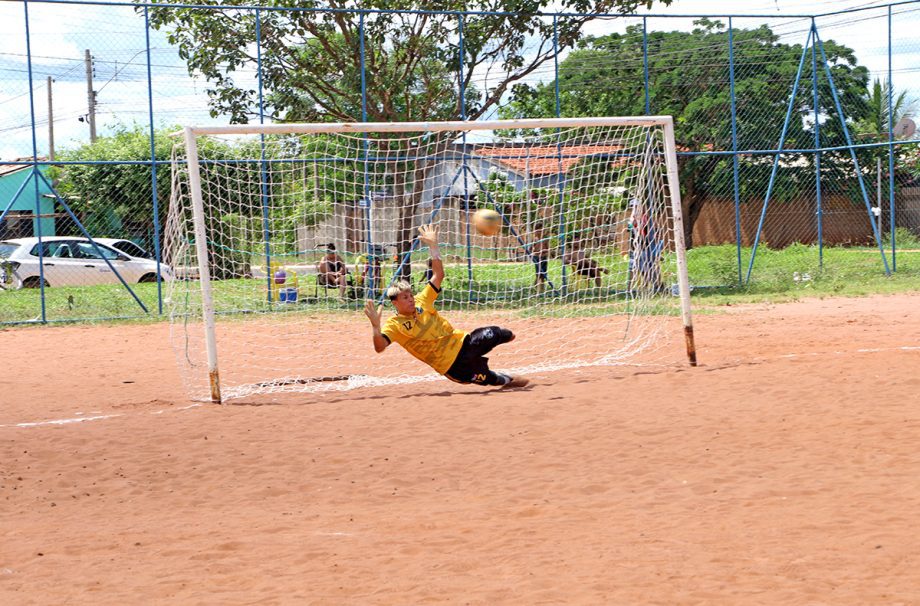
[{"left": 363, "top": 224, "right": 529, "bottom": 389}]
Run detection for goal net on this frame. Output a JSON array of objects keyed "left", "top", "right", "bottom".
[{"left": 165, "top": 118, "right": 695, "bottom": 403}]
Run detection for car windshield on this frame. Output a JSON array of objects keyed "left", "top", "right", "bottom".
[
  {"left": 113, "top": 241, "right": 150, "bottom": 258},
  {"left": 0, "top": 242, "right": 20, "bottom": 259}
]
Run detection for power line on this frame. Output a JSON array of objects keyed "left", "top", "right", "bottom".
[
  {"left": 0, "top": 50, "right": 192, "bottom": 73},
  {"left": 94, "top": 48, "right": 148, "bottom": 94},
  {"left": 0, "top": 63, "right": 82, "bottom": 105}
]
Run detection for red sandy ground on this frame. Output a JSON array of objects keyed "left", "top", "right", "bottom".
[{"left": 2, "top": 294, "right": 920, "bottom": 605}]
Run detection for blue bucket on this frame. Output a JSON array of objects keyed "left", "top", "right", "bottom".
[{"left": 279, "top": 287, "right": 298, "bottom": 303}]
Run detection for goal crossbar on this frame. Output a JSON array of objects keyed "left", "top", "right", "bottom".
[{"left": 180, "top": 116, "right": 678, "bottom": 137}]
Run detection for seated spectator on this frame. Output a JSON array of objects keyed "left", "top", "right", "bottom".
[{"left": 316, "top": 243, "right": 348, "bottom": 299}]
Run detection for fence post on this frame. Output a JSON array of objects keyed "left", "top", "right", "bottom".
[
  {"left": 745, "top": 27, "right": 812, "bottom": 284},
  {"left": 359, "top": 12, "right": 375, "bottom": 295},
  {"left": 254, "top": 9, "right": 275, "bottom": 302},
  {"left": 812, "top": 17, "right": 823, "bottom": 268},
  {"left": 459, "top": 14, "right": 474, "bottom": 302},
  {"left": 888, "top": 5, "right": 896, "bottom": 271},
  {"left": 553, "top": 16, "right": 568, "bottom": 294},
  {"left": 144, "top": 6, "right": 163, "bottom": 314},
  {"left": 643, "top": 17, "right": 650, "bottom": 115},
  {"left": 815, "top": 27, "right": 890, "bottom": 275},
  {"left": 728, "top": 17, "right": 741, "bottom": 285},
  {"left": 23, "top": 0, "right": 47, "bottom": 322}
]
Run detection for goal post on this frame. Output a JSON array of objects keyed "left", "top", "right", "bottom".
[
  {"left": 166, "top": 117, "right": 696, "bottom": 403},
  {"left": 182, "top": 126, "right": 222, "bottom": 404},
  {"left": 661, "top": 118, "right": 697, "bottom": 366}
]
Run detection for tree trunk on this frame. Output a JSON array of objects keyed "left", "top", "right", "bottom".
[
  {"left": 681, "top": 178, "right": 707, "bottom": 250},
  {"left": 394, "top": 136, "right": 451, "bottom": 281},
  {"left": 679, "top": 158, "right": 716, "bottom": 250},
  {"left": 395, "top": 194, "right": 417, "bottom": 280}
]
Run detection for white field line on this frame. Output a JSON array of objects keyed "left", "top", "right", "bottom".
[{"left": 1, "top": 403, "right": 202, "bottom": 429}]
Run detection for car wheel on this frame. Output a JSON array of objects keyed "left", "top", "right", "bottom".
[
  {"left": 138, "top": 273, "right": 159, "bottom": 283},
  {"left": 21, "top": 276, "right": 49, "bottom": 289}
]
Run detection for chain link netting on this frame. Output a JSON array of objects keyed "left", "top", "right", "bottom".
[{"left": 1, "top": 2, "right": 918, "bottom": 323}]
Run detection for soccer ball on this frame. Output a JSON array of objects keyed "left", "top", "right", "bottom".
[{"left": 473, "top": 209, "right": 502, "bottom": 236}]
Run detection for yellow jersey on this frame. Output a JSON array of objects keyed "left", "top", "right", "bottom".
[{"left": 381, "top": 283, "right": 466, "bottom": 375}]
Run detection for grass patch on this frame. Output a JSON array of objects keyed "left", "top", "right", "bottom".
[
  {"left": 686, "top": 242, "right": 920, "bottom": 306},
  {"left": 3, "top": 241, "right": 920, "bottom": 324}
]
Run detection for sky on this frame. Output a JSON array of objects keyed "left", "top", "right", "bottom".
[{"left": 0, "top": 0, "right": 918, "bottom": 160}]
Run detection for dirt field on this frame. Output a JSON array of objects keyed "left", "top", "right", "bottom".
[{"left": 2, "top": 294, "right": 920, "bottom": 605}]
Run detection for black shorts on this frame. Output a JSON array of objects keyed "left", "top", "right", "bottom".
[{"left": 445, "top": 326, "right": 514, "bottom": 386}]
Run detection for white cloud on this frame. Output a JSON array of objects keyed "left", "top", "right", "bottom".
[{"left": 0, "top": 2, "right": 97, "bottom": 62}]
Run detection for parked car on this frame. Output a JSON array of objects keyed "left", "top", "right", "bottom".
[{"left": 0, "top": 237, "right": 173, "bottom": 289}]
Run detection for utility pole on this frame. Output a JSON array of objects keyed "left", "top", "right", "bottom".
[
  {"left": 84, "top": 49, "right": 96, "bottom": 143},
  {"left": 47, "top": 76, "right": 54, "bottom": 160}
]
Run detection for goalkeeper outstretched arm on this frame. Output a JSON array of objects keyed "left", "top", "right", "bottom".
[
  {"left": 418, "top": 223, "right": 444, "bottom": 290},
  {"left": 364, "top": 301, "right": 389, "bottom": 353}
]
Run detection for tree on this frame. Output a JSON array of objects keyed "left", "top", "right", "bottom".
[
  {"left": 51, "top": 126, "right": 319, "bottom": 279},
  {"left": 500, "top": 19, "right": 873, "bottom": 247},
  {"left": 51, "top": 125, "right": 175, "bottom": 247},
  {"left": 144, "top": 0, "right": 674, "bottom": 274}
]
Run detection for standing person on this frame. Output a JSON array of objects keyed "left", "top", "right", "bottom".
[
  {"left": 531, "top": 222, "right": 549, "bottom": 294},
  {"left": 355, "top": 247, "right": 384, "bottom": 298},
  {"left": 316, "top": 243, "right": 349, "bottom": 300},
  {"left": 419, "top": 258, "right": 434, "bottom": 285},
  {"left": 629, "top": 197, "right": 665, "bottom": 293},
  {"left": 364, "top": 224, "right": 529, "bottom": 389}
]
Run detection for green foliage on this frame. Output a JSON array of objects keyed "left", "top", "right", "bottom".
[
  {"left": 51, "top": 127, "right": 342, "bottom": 273},
  {"left": 882, "top": 226, "right": 920, "bottom": 249},
  {"left": 51, "top": 124, "right": 175, "bottom": 241},
  {"left": 500, "top": 19, "right": 875, "bottom": 238},
  {"left": 211, "top": 212, "right": 258, "bottom": 279},
  {"left": 144, "top": 0, "right": 673, "bottom": 124},
  {"left": 476, "top": 170, "right": 523, "bottom": 212},
  {"left": 854, "top": 78, "right": 916, "bottom": 143}
]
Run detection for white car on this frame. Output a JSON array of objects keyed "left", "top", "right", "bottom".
[{"left": 0, "top": 236, "right": 173, "bottom": 289}]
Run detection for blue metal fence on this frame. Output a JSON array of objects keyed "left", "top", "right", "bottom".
[{"left": 3, "top": 0, "right": 920, "bottom": 323}]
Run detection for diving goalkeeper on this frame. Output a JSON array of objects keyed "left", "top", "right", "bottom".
[{"left": 363, "top": 224, "right": 529, "bottom": 389}]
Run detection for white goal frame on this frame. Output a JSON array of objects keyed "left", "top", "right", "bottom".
[{"left": 180, "top": 117, "right": 697, "bottom": 404}]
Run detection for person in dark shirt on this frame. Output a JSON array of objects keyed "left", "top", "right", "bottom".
[{"left": 531, "top": 222, "right": 549, "bottom": 294}]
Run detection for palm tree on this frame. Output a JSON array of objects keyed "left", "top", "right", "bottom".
[{"left": 856, "top": 78, "right": 916, "bottom": 141}]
